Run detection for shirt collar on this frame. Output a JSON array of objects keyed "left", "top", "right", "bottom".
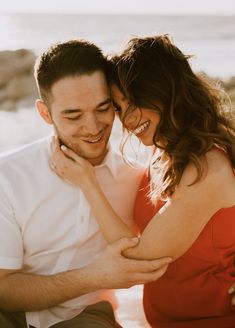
[
  {"left": 47, "top": 135, "right": 119, "bottom": 179},
  {"left": 95, "top": 145, "right": 119, "bottom": 179}
]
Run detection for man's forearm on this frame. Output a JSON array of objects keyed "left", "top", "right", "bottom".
[
  {"left": 0, "top": 237, "right": 172, "bottom": 312},
  {"left": 0, "top": 266, "right": 98, "bottom": 311}
]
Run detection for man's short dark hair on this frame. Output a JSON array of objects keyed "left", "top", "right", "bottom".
[{"left": 34, "top": 39, "right": 108, "bottom": 104}]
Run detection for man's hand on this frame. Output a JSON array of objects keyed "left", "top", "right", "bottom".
[
  {"left": 228, "top": 282, "right": 235, "bottom": 306},
  {"left": 0, "top": 237, "right": 171, "bottom": 312},
  {"left": 88, "top": 237, "right": 172, "bottom": 289}
]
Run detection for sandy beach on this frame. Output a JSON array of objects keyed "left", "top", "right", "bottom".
[{"left": 115, "top": 286, "right": 150, "bottom": 327}]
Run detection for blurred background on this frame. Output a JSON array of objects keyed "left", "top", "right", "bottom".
[
  {"left": 0, "top": 0, "right": 235, "bottom": 153},
  {"left": 0, "top": 0, "right": 235, "bottom": 326}
]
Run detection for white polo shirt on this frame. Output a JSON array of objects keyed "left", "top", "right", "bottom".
[{"left": 0, "top": 135, "right": 144, "bottom": 328}]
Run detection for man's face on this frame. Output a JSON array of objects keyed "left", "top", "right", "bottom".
[{"left": 47, "top": 71, "right": 115, "bottom": 166}]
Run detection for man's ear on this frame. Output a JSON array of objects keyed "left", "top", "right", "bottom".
[{"left": 36, "top": 99, "right": 53, "bottom": 125}]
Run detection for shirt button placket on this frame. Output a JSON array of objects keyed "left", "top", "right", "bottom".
[{"left": 76, "top": 191, "right": 90, "bottom": 240}]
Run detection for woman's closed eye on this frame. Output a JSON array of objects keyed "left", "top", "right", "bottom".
[
  {"left": 97, "top": 104, "right": 112, "bottom": 112},
  {"left": 113, "top": 102, "right": 122, "bottom": 113}
]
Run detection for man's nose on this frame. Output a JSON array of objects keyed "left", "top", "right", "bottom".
[{"left": 82, "top": 116, "right": 102, "bottom": 135}]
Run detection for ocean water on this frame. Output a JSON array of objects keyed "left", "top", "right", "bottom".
[
  {"left": 0, "top": 13, "right": 235, "bottom": 78},
  {"left": 1, "top": 13, "right": 235, "bottom": 148},
  {"left": 1, "top": 13, "right": 235, "bottom": 151}
]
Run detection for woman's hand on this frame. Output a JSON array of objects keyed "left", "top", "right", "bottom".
[{"left": 50, "top": 136, "right": 97, "bottom": 189}]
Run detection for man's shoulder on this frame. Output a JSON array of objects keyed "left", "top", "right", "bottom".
[{"left": 0, "top": 136, "right": 50, "bottom": 168}]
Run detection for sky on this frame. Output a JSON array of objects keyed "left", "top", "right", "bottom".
[{"left": 1, "top": 0, "right": 235, "bottom": 15}]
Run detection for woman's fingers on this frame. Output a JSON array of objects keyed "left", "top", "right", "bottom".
[
  {"left": 51, "top": 134, "right": 60, "bottom": 152},
  {"left": 50, "top": 135, "right": 95, "bottom": 187},
  {"left": 52, "top": 135, "right": 83, "bottom": 164},
  {"left": 60, "top": 144, "right": 84, "bottom": 164},
  {"left": 60, "top": 145, "right": 77, "bottom": 161},
  {"left": 50, "top": 138, "right": 69, "bottom": 175}
]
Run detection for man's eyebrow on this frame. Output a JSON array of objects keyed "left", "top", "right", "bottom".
[
  {"left": 96, "top": 98, "right": 112, "bottom": 108},
  {"left": 61, "top": 98, "right": 112, "bottom": 115},
  {"left": 61, "top": 109, "right": 82, "bottom": 114}
]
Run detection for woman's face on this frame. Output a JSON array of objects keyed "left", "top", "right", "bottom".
[{"left": 111, "top": 84, "right": 161, "bottom": 146}]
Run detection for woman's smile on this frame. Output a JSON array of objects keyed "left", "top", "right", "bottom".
[{"left": 132, "top": 120, "right": 150, "bottom": 137}]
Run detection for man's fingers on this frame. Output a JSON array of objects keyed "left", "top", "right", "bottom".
[
  {"left": 122, "top": 256, "right": 172, "bottom": 274},
  {"left": 148, "top": 264, "right": 169, "bottom": 280},
  {"left": 111, "top": 237, "right": 140, "bottom": 253},
  {"left": 128, "top": 264, "right": 169, "bottom": 286},
  {"left": 110, "top": 237, "right": 172, "bottom": 274},
  {"left": 141, "top": 264, "right": 169, "bottom": 283},
  {"left": 136, "top": 257, "right": 173, "bottom": 273}
]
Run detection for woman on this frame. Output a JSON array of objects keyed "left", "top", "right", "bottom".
[{"left": 51, "top": 35, "right": 235, "bottom": 327}]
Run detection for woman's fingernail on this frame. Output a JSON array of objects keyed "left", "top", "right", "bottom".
[
  {"left": 228, "top": 286, "right": 235, "bottom": 294},
  {"left": 61, "top": 145, "right": 67, "bottom": 152}
]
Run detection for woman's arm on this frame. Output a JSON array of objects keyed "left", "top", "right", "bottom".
[{"left": 51, "top": 142, "right": 235, "bottom": 261}]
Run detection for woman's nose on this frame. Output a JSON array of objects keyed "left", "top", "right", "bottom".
[{"left": 124, "top": 111, "right": 139, "bottom": 129}]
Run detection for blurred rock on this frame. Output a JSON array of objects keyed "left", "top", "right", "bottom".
[
  {"left": 0, "top": 49, "right": 38, "bottom": 111},
  {"left": 0, "top": 48, "right": 234, "bottom": 112}
]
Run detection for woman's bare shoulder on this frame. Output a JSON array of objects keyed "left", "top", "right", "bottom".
[{"left": 173, "top": 148, "right": 235, "bottom": 209}]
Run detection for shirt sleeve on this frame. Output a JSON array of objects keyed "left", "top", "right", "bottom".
[{"left": 0, "top": 172, "right": 23, "bottom": 269}]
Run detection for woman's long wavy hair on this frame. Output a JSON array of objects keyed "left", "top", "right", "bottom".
[{"left": 114, "top": 34, "right": 235, "bottom": 201}]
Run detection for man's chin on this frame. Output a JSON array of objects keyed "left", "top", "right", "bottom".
[
  {"left": 73, "top": 147, "right": 108, "bottom": 165},
  {"left": 58, "top": 136, "right": 109, "bottom": 164}
]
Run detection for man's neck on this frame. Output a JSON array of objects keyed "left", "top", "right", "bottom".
[{"left": 88, "top": 147, "right": 110, "bottom": 167}]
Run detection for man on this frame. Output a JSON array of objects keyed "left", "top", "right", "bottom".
[{"left": 0, "top": 40, "right": 171, "bottom": 328}]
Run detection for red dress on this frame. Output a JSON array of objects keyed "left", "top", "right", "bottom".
[{"left": 134, "top": 168, "right": 235, "bottom": 328}]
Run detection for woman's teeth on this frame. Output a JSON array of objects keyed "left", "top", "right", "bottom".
[{"left": 133, "top": 121, "right": 149, "bottom": 135}]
